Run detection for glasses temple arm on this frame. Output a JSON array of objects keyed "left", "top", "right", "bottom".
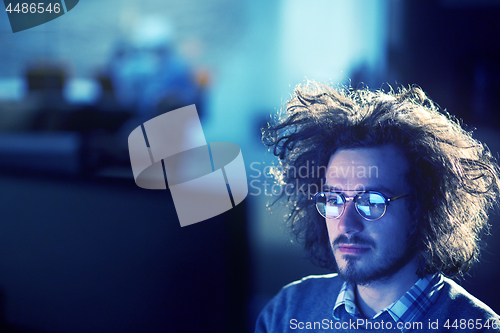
[{"left": 388, "top": 194, "right": 409, "bottom": 202}]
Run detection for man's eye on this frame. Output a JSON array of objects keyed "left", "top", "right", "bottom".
[{"left": 326, "top": 196, "right": 342, "bottom": 205}]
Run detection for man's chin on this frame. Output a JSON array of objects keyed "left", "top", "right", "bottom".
[
  {"left": 338, "top": 268, "right": 377, "bottom": 286},
  {"left": 336, "top": 252, "right": 416, "bottom": 286},
  {"left": 337, "top": 261, "right": 372, "bottom": 285},
  {"left": 335, "top": 254, "right": 363, "bottom": 275},
  {"left": 336, "top": 254, "right": 397, "bottom": 285}
]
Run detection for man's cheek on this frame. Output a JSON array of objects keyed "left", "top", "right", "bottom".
[{"left": 326, "top": 224, "right": 337, "bottom": 244}]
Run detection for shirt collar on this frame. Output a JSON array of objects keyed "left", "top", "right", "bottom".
[{"left": 333, "top": 274, "right": 444, "bottom": 326}]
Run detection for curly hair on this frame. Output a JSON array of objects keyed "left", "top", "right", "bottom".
[{"left": 263, "top": 81, "right": 500, "bottom": 278}]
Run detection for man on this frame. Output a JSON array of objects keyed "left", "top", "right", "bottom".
[{"left": 256, "top": 82, "right": 500, "bottom": 332}]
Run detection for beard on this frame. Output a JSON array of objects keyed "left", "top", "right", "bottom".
[{"left": 333, "top": 233, "right": 417, "bottom": 286}]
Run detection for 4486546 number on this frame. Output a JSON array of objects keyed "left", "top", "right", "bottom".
[
  {"left": 5, "top": 2, "right": 61, "bottom": 14},
  {"left": 443, "top": 318, "right": 499, "bottom": 330}
]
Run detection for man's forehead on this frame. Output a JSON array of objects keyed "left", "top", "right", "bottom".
[
  {"left": 325, "top": 146, "right": 409, "bottom": 192},
  {"left": 326, "top": 146, "right": 409, "bottom": 170}
]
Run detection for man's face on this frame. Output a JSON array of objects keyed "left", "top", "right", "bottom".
[{"left": 324, "top": 145, "right": 416, "bottom": 285}]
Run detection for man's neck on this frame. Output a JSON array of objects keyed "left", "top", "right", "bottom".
[{"left": 354, "top": 259, "right": 420, "bottom": 318}]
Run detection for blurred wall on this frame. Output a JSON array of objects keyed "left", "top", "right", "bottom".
[{"left": 0, "top": 0, "right": 246, "bottom": 77}]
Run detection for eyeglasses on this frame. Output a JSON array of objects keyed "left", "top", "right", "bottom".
[{"left": 311, "top": 191, "right": 408, "bottom": 221}]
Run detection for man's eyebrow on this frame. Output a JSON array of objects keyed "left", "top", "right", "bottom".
[
  {"left": 323, "top": 184, "right": 397, "bottom": 194},
  {"left": 322, "top": 185, "right": 341, "bottom": 192}
]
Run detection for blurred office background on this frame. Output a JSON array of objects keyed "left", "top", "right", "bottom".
[{"left": 0, "top": 0, "right": 499, "bottom": 332}]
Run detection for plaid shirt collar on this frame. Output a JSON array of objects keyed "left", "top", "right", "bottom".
[{"left": 333, "top": 274, "right": 443, "bottom": 329}]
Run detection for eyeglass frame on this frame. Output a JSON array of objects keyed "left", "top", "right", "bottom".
[{"left": 310, "top": 190, "right": 409, "bottom": 221}]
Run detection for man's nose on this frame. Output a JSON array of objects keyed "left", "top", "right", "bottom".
[{"left": 337, "top": 201, "right": 364, "bottom": 234}]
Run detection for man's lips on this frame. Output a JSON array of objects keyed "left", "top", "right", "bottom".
[{"left": 336, "top": 244, "right": 370, "bottom": 255}]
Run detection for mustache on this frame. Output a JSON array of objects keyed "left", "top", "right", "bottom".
[{"left": 333, "top": 234, "right": 376, "bottom": 248}]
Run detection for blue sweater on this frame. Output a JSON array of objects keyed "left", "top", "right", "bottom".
[{"left": 255, "top": 274, "right": 500, "bottom": 332}]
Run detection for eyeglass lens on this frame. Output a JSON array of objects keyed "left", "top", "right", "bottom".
[{"left": 315, "top": 192, "right": 387, "bottom": 220}]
